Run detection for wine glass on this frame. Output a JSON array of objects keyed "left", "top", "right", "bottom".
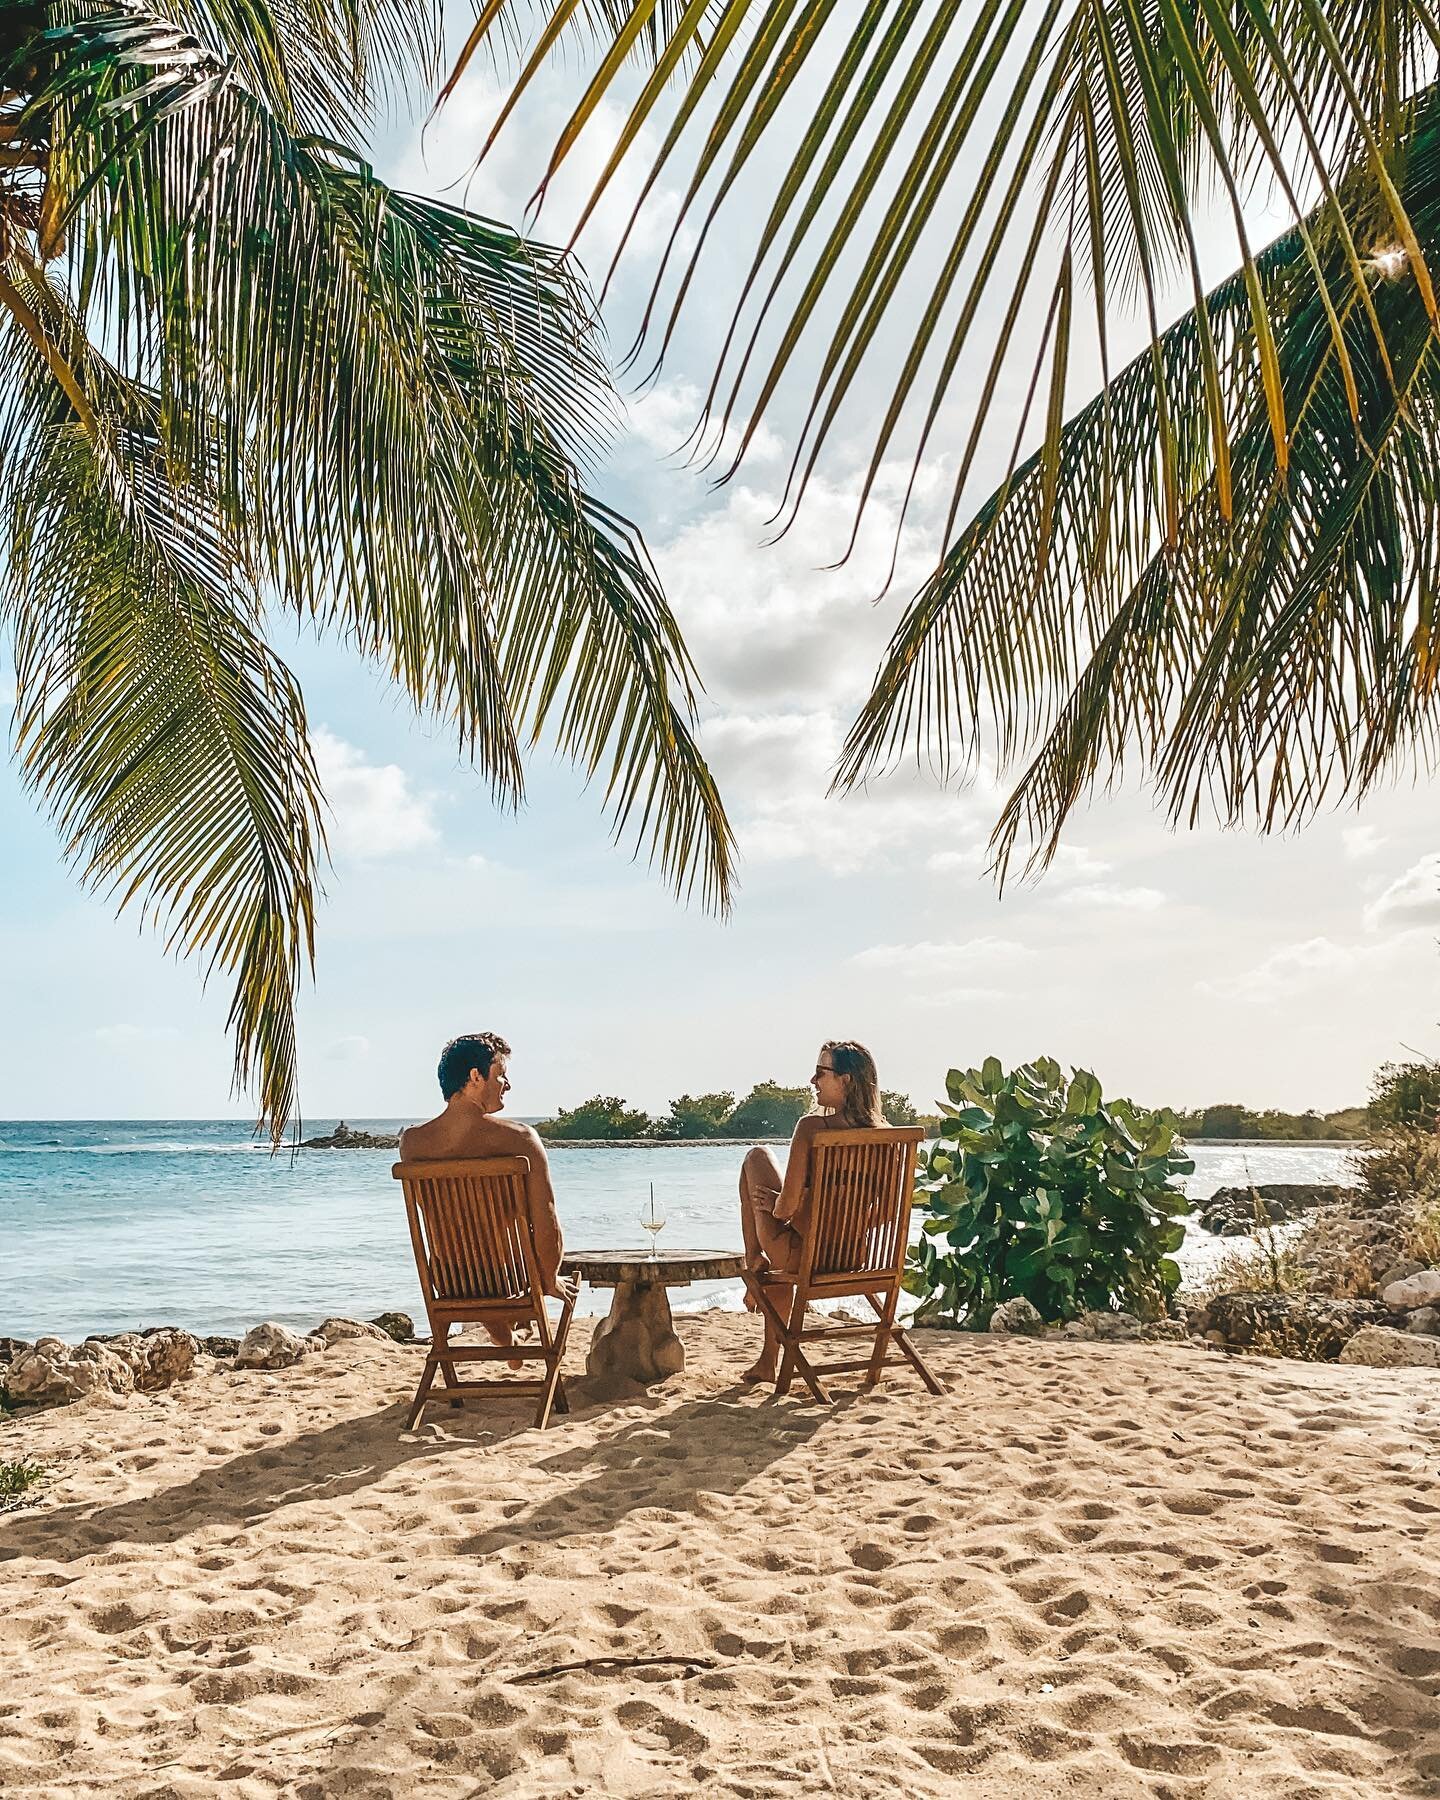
[{"left": 641, "top": 1182, "right": 667, "bottom": 1259}]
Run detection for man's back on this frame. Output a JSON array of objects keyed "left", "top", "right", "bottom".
[{"left": 398, "top": 1108, "right": 537, "bottom": 1164}]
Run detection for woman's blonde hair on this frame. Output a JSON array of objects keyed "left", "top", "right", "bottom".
[{"left": 821, "top": 1040, "right": 884, "bottom": 1128}]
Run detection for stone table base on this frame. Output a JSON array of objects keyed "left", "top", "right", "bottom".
[
  {"left": 561, "top": 1249, "right": 747, "bottom": 1389},
  {"left": 587, "top": 1277, "right": 686, "bottom": 1387}
]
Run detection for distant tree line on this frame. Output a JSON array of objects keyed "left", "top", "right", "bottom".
[
  {"left": 1171, "top": 1103, "right": 1369, "bottom": 1141},
  {"left": 536, "top": 1082, "right": 927, "bottom": 1141},
  {"left": 536, "top": 1058, "right": 1440, "bottom": 1143}
]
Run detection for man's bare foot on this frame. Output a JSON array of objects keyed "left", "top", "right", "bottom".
[{"left": 741, "top": 1359, "right": 777, "bottom": 1385}]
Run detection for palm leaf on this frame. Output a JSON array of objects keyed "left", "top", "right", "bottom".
[{"left": 838, "top": 83, "right": 1440, "bottom": 871}]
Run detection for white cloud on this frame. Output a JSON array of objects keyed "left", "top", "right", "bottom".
[
  {"left": 1363, "top": 854, "right": 1440, "bottom": 932},
  {"left": 324, "top": 1035, "right": 371, "bottom": 1062},
  {"left": 1196, "top": 931, "right": 1427, "bottom": 1002},
  {"left": 1342, "top": 825, "right": 1387, "bottom": 862},
  {"left": 315, "top": 729, "right": 439, "bottom": 861},
  {"left": 1051, "top": 882, "right": 1167, "bottom": 912},
  {"left": 627, "top": 380, "right": 783, "bottom": 470},
  {"left": 851, "top": 937, "right": 1031, "bottom": 979}
]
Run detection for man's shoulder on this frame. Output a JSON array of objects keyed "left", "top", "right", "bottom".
[
  {"left": 488, "top": 1116, "right": 546, "bottom": 1156},
  {"left": 397, "top": 1115, "right": 444, "bottom": 1158}
]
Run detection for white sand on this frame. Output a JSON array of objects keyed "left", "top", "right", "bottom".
[{"left": 2, "top": 1315, "right": 1438, "bottom": 1797}]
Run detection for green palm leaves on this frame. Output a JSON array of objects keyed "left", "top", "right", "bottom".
[
  {"left": 2, "top": 1, "right": 733, "bottom": 1139},
  {"left": 454, "top": 0, "right": 1440, "bottom": 868}
]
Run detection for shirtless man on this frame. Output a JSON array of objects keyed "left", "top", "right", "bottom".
[{"left": 399, "top": 1032, "right": 575, "bottom": 1352}]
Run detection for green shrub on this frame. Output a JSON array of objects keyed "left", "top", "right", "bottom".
[
  {"left": 905, "top": 1056, "right": 1193, "bottom": 1327},
  {"left": 0, "top": 1458, "right": 45, "bottom": 1512},
  {"left": 1369, "top": 1058, "right": 1440, "bottom": 1131}
]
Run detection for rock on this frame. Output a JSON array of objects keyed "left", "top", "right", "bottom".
[
  {"left": 1140, "top": 1318, "right": 1188, "bottom": 1342},
  {"left": 141, "top": 1327, "right": 200, "bottom": 1386},
  {"left": 1405, "top": 1307, "right": 1440, "bottom": 1336},
  {"left": 1382, "top": 1270, "right": 1440, "bottom": 1311},
  {"left": 1377, "top": 1257, "right": 1425, "bottom": 1290},
  {"left": 1053, "top": 1319, "right": 1095, "bottom": 1339},
  {"left": 1083, "top": 1309, "right": 1142, "bottom": 1341},
  {"left": 370, "top": 1311, "right": 416, "bottom": 1343},
  {"left": 1338, "top": 1326, "right": 1440, "bottom": 1369},
  {"left": 988, "top": 1298, "right": 1046, "bottom": 1336},
  {"left": 300, "top": 1120, "right": 400, "bottom": 1150},
  {"left": 0, "top": 1337, "right": 28, "bottom": 1366},
  {"left": 1198, "top": 1293, "right": 1400, "bottom": 1359},
  {"left": 204, "top": 1335, "right": 240, "bottom": 1358},
  {"left": 7, "top": 1336, "right": 136, "bottom": 1404},
  {"left": 313, "top": 1317, "right": 390, "bottom": 1347},
  {"left": 234, "top": 1322, "right": 326, "bottom": 1370},
  {"left": 1198, "top": 1183, "right": 1353, "bottom": 1236},
  {"left": 86, "top": 1328, "right": 201, "bottom": 1390}
]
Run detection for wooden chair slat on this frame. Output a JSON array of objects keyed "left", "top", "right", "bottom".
[
  {"left": 744, "top": 1125, "right": 944, "bottom": 1403},
  {"left": 393, "top": 1156, "right": 575, "bottom": 1431}
]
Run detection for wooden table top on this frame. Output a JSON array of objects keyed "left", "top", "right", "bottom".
[{"left": 560, "top": 1248, "right": 746, "bottom": 1287}]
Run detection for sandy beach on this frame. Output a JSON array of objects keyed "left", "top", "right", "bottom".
[{"left": 2, "top": 1315, "right": 1438, "bottom": 1798}]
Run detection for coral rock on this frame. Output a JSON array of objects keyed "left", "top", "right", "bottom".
[
  {"left": 1338, "top": 1326, "right": 1440, "bottom": 1369},
  {"left": 370, "top": 1312, "right": 416, "bottom": 1343},
  {"left": 1382, "top": 1270, "right": 1440, "bottom": 1311},
  {"left": 235, "top": 1322, "right": 326, "bottom": 1370},
  {"left": 989, "top": 1298, "right": 1046, "bottom": 1336},
  {"left": 7, "top": 1337, "right": 136, "bottom": 1404},
  {"left": 1406, "top": 1306, "right": 1440, "bottom": 1336},
  {"left": 313, "top": 1317, "right": 391, "bottom": 1347}
]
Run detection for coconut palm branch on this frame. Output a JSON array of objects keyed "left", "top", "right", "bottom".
[
  {"left": 838, "top": 88, "right": 1440, "bottom": 871},
  {"left": 1, "top": 1, "right": 734, "bottom": 1140},
  {"left": 448, "top": 0, "right": 1440, "bottom": 857}
]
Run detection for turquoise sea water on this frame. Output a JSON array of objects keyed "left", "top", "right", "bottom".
[{"left": 0, "top": 1120, "right": 1357, "bottom": 1340}]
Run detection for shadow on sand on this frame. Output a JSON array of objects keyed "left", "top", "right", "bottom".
[{"left": 0, "top": 1380, "right": 835, "bottom": 1565}]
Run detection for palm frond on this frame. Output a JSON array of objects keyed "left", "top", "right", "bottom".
[
  {"left": 1, "top": 287, "right": 323, "bottom": 1139},
  {"left": 446, "top": 0, "right": 1435, "bottom": 534},
  {"left": 838, "top": 83, "right": 1440, "bottom": 872},
  {"left": 1, "top": 1, "right": 734, "bottom": 1136}
]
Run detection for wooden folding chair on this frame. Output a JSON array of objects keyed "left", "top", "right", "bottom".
[
  {"left": 743, "top": 1126, "right": 945, "bottom": 1403},
  {"left": 392, "top": 1156, "right": 576, "bottom": 1430}
]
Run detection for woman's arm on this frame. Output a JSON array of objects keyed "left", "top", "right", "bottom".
[{"left": 774, "top": 1116, "right": 818, "bottom": 1223}]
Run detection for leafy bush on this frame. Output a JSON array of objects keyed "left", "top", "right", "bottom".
[
  {"left": 536, "top": 1095, "right": 655, "bottom": 1139},
  {"left": 0, "top": 1458, "right": 45, "bottom": 1512},
  {"left": 905, "top": 1057, "right": 1193, "bottom": 1327},
  {"left": 726, "top": 1081, "right": 812, "bottom": 1137},
  {"left": 656, "top": 1092, "right": 736, "bottom": 1139},
  {"left": 1369, "top": 1058, "right": 1440, "bottom": 1131}
]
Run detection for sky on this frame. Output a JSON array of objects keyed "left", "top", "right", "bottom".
[{"left": 2, "top": 17, "right": 1438, "bottom": 1123}]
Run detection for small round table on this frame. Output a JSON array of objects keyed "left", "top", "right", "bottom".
[{"left": 560, "top": 1248, "right": 746, "bottom": 1388}]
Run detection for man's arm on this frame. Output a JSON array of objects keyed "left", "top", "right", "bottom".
[{"left": 519, "top": 1127, "right": 575, "bottom": 1300}]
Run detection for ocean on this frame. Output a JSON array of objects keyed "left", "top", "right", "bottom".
[{"left": 0, "top": 1120, "right": 1359, "bottom": 1340}]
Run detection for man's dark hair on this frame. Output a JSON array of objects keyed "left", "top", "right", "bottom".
[{"left": 437, "top": 1032, "right": 511, "bottom": 1099}]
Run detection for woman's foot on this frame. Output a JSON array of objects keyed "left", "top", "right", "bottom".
[{"left": 740, "top": 1358, "right": 777, "bottom": 1386}]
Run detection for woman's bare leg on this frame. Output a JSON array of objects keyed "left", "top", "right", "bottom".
[{"left": 739, "top": 1146, "right": 796, "bottom": 1382}]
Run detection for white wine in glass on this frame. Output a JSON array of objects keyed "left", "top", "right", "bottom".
[{"left": 641, "top": 1183, "right": 667, "bottom": 1258}]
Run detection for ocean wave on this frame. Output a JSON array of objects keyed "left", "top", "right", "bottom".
[{"left": 0, "top": 1141, "right": 262, "bottom": 1157}]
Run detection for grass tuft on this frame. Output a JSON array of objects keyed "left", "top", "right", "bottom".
[{"left": 0, "top": 1458, "right": 46, "bottom": 1511}]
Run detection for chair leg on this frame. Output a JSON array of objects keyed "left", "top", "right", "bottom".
[
  {"left": 891, "top": 1325, "right": 946, "bottom": 1395},
  {"left": 776, "top": 1290, "right": 828, "bottom": 1403},
  {"left": 407, "top": 1357, "right": 438, "bottom": 1430},
  {"left": 864, "top": 1288, "right": 899, "bottom": 1387},
  {"left": 533, "top": 1295, "right": 576, "bottom": 1431},
  {"left": 865, "top": 1293, "right": 946, "bottom": 1394}
]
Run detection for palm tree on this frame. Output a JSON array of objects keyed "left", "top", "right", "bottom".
[
  {"left": 0, "top": 0, "right": 734, "bottom": 1139},
  {"left": 450, "top": 0, "right": 1440, "bottom": 876}
]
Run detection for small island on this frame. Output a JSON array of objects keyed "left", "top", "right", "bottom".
[{"left": 300, "top": 1121, "right": 399, "bottom": 1150}]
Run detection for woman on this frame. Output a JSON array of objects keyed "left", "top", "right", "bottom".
[{"left": 738, "top": 1039, "right": 886, "bottom": 1385}]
